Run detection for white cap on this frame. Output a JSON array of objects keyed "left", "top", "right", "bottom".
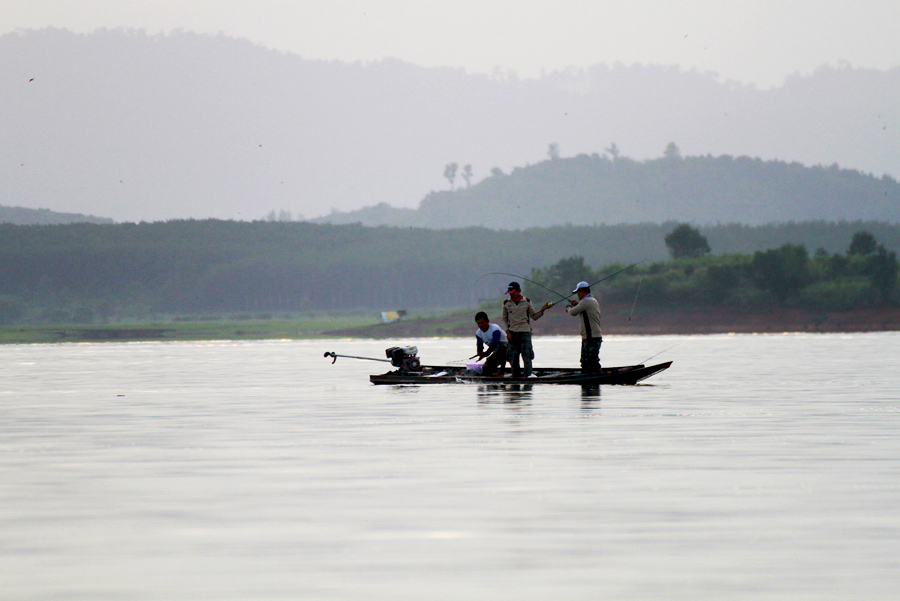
[{"left": 572, "top": 281, "right": 590, "bottom": 292}]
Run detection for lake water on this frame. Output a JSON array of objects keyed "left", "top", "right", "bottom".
[{"left": 2, "top": 333, "right": 899, "bottom": 600}]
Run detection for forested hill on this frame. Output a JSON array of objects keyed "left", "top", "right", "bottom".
[
  {"left": 1, "top": 219, "right": 898, "bottom": 324},
  {"left": 317, "top": 153, "right": 900, "bottom": 229},
  {"left": 0, "top": 204, "right": 113, "bottom": 225}
]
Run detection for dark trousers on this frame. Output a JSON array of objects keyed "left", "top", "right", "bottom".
[
  {"left": 482, "top": 342, "right": 508, "bottom": 376},
  {"left": 581, "top": 337, "right": 602, "bottom": 373},
  {"left": 508, "top": 332, "right": 534, "bottom": 377}
]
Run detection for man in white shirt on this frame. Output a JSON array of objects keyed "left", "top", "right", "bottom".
[{"left": 473, "top": 311, "right": 509, "bottom": 377}]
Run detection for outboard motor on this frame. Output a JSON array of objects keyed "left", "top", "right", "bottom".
[{"left": 385, "top": 345, "right": 421, "bottom": 373}]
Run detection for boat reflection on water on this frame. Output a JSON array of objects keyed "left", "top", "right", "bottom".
[
  {"left": 476, "top": 384, "right": 533, "bottom": 404},
  {"left": 475, "top": 383, "right": 602, "bottom": 407},
  {"left": 580, "top": 385, "right": 602, "bottom": 413},
  {"left": 385, "top": 380, "right": 602, "bottom": 411},
  {"left": 580, "top": 385, "right": 601, "bottom": 401}
]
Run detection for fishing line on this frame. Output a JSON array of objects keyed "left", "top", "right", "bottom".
[
  {"left": 628, "top": 277, "right": 643, "bottom": 321},
  {"left": 447, "top": 358, "right": 471, "bottom": 366},
  {"left": 638, "top": 343, "right": 679, "bottom": 365}
]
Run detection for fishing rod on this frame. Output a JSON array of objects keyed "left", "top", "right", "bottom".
[
  {"left": 475, "top": 272, "right": 570, "bottom": 303},
  {"left": 545, "top": 259, "right": 646, "bottom": 308},
  {"left": 323, "top": 351, "right": 390, "bottom": 364},
  {"left": 477, "top": 259, "right": 645, "bottom": 308}
]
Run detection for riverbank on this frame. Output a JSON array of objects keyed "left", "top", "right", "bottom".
[
  {"left": 321, "top": 303, "right": 900, "bottom": 338},
  {"left": 0, "top": 316, "right": 376, "bottom": 344},
  {"left": 2, "top": 304, "right": 898, "bottom": 343}
]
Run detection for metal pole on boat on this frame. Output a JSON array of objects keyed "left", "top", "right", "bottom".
[{"left": 324, "top": 352, "right": 391, "bottom": 364}]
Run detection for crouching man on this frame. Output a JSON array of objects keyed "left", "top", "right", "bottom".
[{"left": 472, "top": 311, "right": 509, "bottom": 377}]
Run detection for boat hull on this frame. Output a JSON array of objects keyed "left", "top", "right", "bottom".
[{"left": 369, "top": 361, "right": 672, "bottom": 386}]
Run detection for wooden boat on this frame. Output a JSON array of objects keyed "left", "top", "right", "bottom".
[
  {"left": 369, "top": 361, "right": 672, "bottom": 386},
  {"left": 323, "top": 348, "right": 672, "bottom": 386}
]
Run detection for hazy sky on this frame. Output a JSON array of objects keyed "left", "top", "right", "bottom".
[{"left": 3, "top": 0, "right": 899, "bottom": 88}]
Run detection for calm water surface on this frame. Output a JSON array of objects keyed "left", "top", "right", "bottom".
[{"left": 2, "top": 333, "right": 899, "bottom": 600}]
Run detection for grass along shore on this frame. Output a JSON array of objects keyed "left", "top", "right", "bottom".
[
  {"left": 2, "top": 303, "right": 899, "bottom": 344},
  {"left": 0, "top": 314, "right": 379, "bottom": 344},
  {"left": 322, "top": 303, "right": 900, "bottom": 338}
]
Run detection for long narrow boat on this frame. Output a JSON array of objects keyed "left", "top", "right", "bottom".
[{"left": 369, "top": 361, "right": 672, "bottom": 386}]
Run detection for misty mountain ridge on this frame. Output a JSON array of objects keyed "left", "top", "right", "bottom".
[
  {"left": 0, "top": 204, "right": 113, "bottom": 225},
  {"left": 316, "top": 151, "right": 900, "bottom": 229},
  {"left": 2, "top": 28, "right": 898, "bottom": 223}
]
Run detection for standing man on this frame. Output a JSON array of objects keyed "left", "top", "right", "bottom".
[
  {"left": 501, "top": 281, "right": 550, "bottom": 378},
  {"left": 472, "top": 311, "right": 508, "bottom": 377},
  {"left": 566, "top": 281, "right": 602, "bottom": 373}
]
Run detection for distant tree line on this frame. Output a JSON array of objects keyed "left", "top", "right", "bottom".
[
  {"left": 0, "top": 220, "right": 898, "bottom": 325},
  {"left": 529, "top": 225, "right": 899, "bottom": 313}
]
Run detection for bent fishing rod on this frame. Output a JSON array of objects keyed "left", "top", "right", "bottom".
[
  {"left": 474, "top": 272, "right": 570, "bottom": 304},
  {"left": 478, "top": 260, "right": 645, "bottom": 308}
]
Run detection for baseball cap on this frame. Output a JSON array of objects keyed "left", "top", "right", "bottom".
[{"left": 572, "top": 281, "right": 590, "bottom": 293}]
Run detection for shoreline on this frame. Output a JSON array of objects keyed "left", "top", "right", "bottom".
[
  {"left": 321, "top": 304, "right": 900, "bottom": 338},
  {"left": 581, "top": 304, "right": 900, "bottom": 336},
  {"left": 1, "top": 305, "right": 898, "bottom": 344}
]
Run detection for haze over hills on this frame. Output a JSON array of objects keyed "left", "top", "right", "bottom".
[{"left": 2, "top": 28, "right": 899, "bottom": 224}]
